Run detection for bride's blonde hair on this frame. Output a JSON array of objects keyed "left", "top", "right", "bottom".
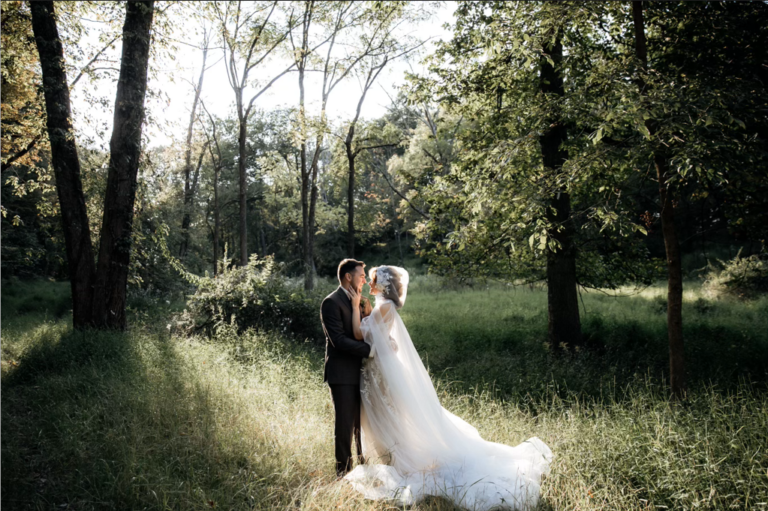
[{"left": 369, "top": 266, "right": 404, "bottom": 309}]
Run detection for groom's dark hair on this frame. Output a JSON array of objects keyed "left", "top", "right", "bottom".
[{"left": 338, "top": 259, "right": 364, "bottom": 284}]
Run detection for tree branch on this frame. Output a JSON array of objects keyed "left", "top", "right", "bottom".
[
  {"left": 70, "top": 34, "right": 119, "bottom": 88},
  {"left": 1, "top": 135, "right": 41, "bottom": 173},
  {"left": 377, "top": 164, "right": 430, "bottom": 220}
]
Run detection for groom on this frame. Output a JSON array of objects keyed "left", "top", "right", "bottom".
[{"left": 320, "top": 259, "right": 372, "bottom": 477}]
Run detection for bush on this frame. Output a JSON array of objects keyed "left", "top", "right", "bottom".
[
  {"left": 174, "top": 255, "right": 324, "bottom": 342},
  {"left": 703, "top": 250, "right": 768, "bottom": 299}
]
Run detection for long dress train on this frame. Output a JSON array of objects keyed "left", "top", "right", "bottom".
[{"left": 344, "top": 290, "right": 552, "bottom": 511}]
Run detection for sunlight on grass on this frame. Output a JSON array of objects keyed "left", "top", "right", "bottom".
[{"left": 2, "top": 278, "right": 767, "bottom": 510}]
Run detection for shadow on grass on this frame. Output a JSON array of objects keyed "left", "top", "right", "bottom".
[
  {"left": 1, "top": 278, "right": 72, "bottom": 319},
  {"left": 1, "top": 324, "right": 306, "bottom": 510}
]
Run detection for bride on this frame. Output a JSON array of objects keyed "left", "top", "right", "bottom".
[{"left": 345, "top": 266, "right": 552, "bottom": 510}]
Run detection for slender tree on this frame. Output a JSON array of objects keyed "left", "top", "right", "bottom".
[
  {"left": 200, "top": 99, "right": 224, "bottom": 275},
  {"left": 179, "top": 33, "right": 209, "bottom": 259},
  {"left": 632, "top": 0, "right": 685, "bottom": 398},
  {"left": 214, "top": 1, "right": 295, "bottom": 265},
  {"left": 291, "top": 1, "right": 406, "bottom": 288},
  {"left": 342, "top": 60, "right": 393, "bottom": 258},
  {"left": 342, "top": 27, "right": 425, "bottom": 258}
]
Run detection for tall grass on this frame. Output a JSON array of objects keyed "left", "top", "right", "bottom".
[
  {"left": 2, "top": 278, "right": 767, "bottom": 510},
  {"left": 405, "top": 277, "right": 768, "bottom": 402}
]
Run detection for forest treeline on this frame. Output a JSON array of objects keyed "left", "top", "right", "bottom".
[{"left": 2, "top": 2, "right": 767, "bottom": 396}]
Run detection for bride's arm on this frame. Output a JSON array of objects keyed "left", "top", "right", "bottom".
[
  {"left": 352, "top": 307, "right": 364, "bottom": 340},
  {"left": 350, "top": 287, "right": 364, "bottom": 340}
]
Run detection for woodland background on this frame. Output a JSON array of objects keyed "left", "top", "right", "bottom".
[{"left": 2, "top": 1, "right": 768, "bottom": 509}]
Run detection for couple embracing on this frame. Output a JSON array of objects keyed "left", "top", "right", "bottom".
[{"left": 320, "top": 259, "right": 552, "bottom": 510}]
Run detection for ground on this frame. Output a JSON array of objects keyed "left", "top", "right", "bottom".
[{"left": 2, "top": 277, "right": 767, "bottom": 510}]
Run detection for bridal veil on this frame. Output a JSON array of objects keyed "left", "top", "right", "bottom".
[{"left": 345, "top": 267, "right": 552, "bottom": 510}]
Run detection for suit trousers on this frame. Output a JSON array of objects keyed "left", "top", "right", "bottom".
[{"left": 328, "top": 384, "right": 364, "bottom": 476}]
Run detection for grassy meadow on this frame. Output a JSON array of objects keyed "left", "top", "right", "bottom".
[{"left": 2, "top": 277, "right": 767, "bottom": 510}]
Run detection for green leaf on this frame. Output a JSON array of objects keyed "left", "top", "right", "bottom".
[{"left": 593, "top": 127, "right": 604, "bottom": 145}]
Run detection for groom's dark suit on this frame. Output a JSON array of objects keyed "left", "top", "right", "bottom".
[{"left": 320, "top": 286, "right": 371, "bottom": 476}]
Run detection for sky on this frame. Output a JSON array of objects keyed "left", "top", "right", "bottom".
[{"left": 70, "top": 2, "right": 456, "bottom": 151}]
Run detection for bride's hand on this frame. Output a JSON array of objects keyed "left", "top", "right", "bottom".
[{"left": 349, "top": 286, "right": 361, "bottom": 308}]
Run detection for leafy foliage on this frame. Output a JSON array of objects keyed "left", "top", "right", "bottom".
[
  {"left": 408, "top": 2, "right": 655, "bottom": 288},
  {"left": 174, "top": 254, "right": 323, "bottom": 341},
  {"left": 704, "top": 251, "right": 768, "bottom": 299}
]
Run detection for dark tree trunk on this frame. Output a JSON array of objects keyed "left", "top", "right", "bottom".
[
  {"left": 238, "top": 119, "right": 248, "bottom": 265},
  {"left": 301, "top": 165, "right": 311, "bottom": 290},
  {"left": 343, "top": 112, "right": 359, "bottom": 260},
  {"left": 91, "top": 1, "right": 155, "bottom": 329},
  {"left": 538, "top": 34, "right": 582, "bottom": 350},
  {"left": 297, "top": 42, "right": 313, "bottom": 291},
  {"left": 179, "top": 46, "right": 208, "bottom": 259},
  {"left": 306, "top": 160, "right": 319, "bottom": 290},
  {"left": 179, "top": 142, "right": 208, "bottom": 257},
  {"left": 346, "top": 146, "right": 356, "bottom": 258},
  {"left": 633, "top": 0, "right": 686, "bottom": 399},
  {"left": 30, "top": 1, "right": 96, "bottom": 329},
  {"left": 392, "top": 199, "right": 404, "bottom": 265},
  {"left": 201, "top": 107, "right": 222, "bottom": 276},
  {"left": 656, "top": 154, "right": 685, "bottom": 396},
  {"left": 260, "top": 223, "right": 267, "bottom": 255},
  {"left": 213, "top": 166, "right": 220, "bottom": 275},
  {"left": 341, "top": 62, "right": 386, "bottom": 260}
]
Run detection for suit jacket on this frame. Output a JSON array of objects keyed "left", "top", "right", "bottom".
[{"left": 321, "top": 287, "right": 371, "bottom": 384}]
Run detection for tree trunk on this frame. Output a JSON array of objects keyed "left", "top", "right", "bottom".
[
  {"left": 238, "top": 118, "right": 248, "bottom": 265},
  {"left": 655, "top": 154, "right": 685, "bottom": 397},
  {"left": 213, "top": 166, "right": 220, "bottom": 275},
  {"left": 30, "top": 1, "right": 96, "bottom": 329},
  {"left": 539, "top": 34, "right": 582, "bottom": 350},
  {"left": 91, "top": 1, "right": 155, "bottom": 329},
  {"left": 301, "top": 165, "right": 311, "bottom": 290},
  {"left": 307, "top": 161, "right": 318, "bottom": 288},
  {"left": 346, "top": 147, "right": 356, "bottom": 258},
  {"left": 341, "top": 62, "right": 387, "bottom": 260},
  {"left": 297, "top": 35, "right": 313, "bottom": 291},
  {"left": 392, "top": 199, "right": 404, "bottom": 265},
  {"left": 633, "top": 0, "right": 686, "bottom": 399},
  {"left": 179, "top": 142, "right": 208, "bottom": 258},
  {"left": 179, "top": 46, "right": 208, "bottom": 259},
  {"left": 343, "top": 111, "right": 359, "bottom": 260},
  {"left": 260, "top": 223, "right": 267, "bottom": 255}
]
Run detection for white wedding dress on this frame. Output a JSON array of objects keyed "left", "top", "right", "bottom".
[{"left": 344, "top": 269, "right": 552, "bottom": 511}]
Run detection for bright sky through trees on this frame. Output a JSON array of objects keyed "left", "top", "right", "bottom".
[{"left": 69, "top": 2, "right": 455, "bottom": 151}]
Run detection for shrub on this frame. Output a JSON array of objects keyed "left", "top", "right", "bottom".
[
  {"left": 174, "top": 255, "right": 323, "bottom": 342},
  {"left": 703, "top": 250, "right": 768, "bottom": 299}
]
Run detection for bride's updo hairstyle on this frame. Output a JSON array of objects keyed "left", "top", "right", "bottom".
[{"left": 369, "top": 266, "right": 407, "bottom": 309}]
